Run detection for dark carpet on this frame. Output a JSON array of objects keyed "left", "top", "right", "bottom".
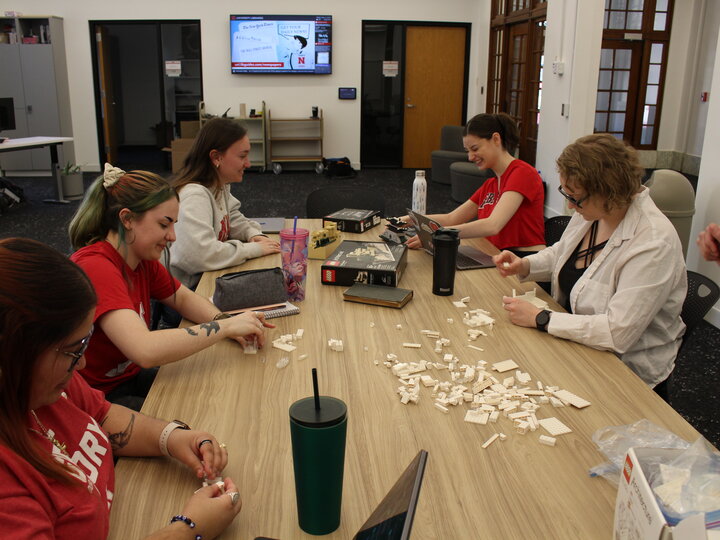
[{"left": 0, "top": 168, "right": 717, "bottom": 448}]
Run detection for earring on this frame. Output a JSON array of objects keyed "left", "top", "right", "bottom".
[{"left": 215, "top": 162, "right": 220, "bottom": 169}]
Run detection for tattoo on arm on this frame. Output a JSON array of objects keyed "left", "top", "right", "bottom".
[
  {"left": 107, "top": 413, "right": 135, "bottom": 452},
  {"left": 184, "top": 327, "right": 198, "bottom": 336},
  {"left": 199, "top": 321, "right": 220, "bottom": 336}
]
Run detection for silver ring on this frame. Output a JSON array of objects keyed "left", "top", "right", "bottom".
[
  {"left": 229, "top": 491, "right": 240, "bottom": 505},
  {"left": 219, "top": 443, "right": 227, "bottom": 449},
  {"left": 198, "top": 439, "right": 213, "bottom": 449}
]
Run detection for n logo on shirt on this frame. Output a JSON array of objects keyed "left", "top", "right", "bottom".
[{"left": 479, "top": 192, "right": 495, "bottom": 210}]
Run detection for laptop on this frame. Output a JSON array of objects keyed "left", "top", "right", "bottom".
[
  {"left": 250, "top": 217, "right": 286, "bottom": 234},
  {"left": 353, "top": 450, "right": 428, "bottom": 539},
  {"left": 254, "top": 450, "right": 428, "bottom": 540},
  {"left": 407, "top": 209, "right": 495, "bottom": 270}
]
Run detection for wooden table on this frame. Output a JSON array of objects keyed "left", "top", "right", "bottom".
[
  {"left": 0, "top": 136, "right": 74, "bottom": 203},
  {"left": 109, "top": 220, "right": 700, "bottom": 539}
]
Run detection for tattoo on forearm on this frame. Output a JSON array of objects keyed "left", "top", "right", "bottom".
[
  {"left": 199, "top": 321, "right": 220, "bottom": 336},
  {"left": 107, "top": 413, "right": 135, "bottom": 452},
  {"left": 184, "top": 327, "right": 198, "bottom": 336}
]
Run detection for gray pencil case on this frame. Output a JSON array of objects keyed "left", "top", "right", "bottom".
[{"left": 213, "top": 267, "right": 287, "bottom": 311}]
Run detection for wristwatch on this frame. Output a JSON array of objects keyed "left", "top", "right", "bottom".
[
  {"left": 159, "top": 419, "right": 190, "bottom": 457},
  {"left": 535, "top": 310, "right": 552, "bottom": 333}
]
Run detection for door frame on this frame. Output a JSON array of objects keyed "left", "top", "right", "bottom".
[
  {"left": 88, "top": 19, "right": 202, "bottom": 167},
  {"left": 360, "top": 20, "right": 471, "bottom": 168}
]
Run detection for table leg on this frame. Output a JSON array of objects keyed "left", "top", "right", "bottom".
[{"left": 43, "top": 143, "right": 70, "bottom": 204}]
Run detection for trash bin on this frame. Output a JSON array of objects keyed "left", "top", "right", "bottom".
[
  {"left": 61, "top": 172, "right": 84, "bottom": 200},
  {"left": 646, "top": 169, "right": 695, "bottom": 259}
]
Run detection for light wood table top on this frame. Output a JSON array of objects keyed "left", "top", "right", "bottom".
[{"left": 109, "top": 220, "right": 700, "bottom": 540}]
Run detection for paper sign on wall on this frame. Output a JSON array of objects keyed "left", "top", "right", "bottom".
[
  {"left": 383, "top": 61, "right": 399, "bottom": 77},
  {"left": 165, "top": 61, "right": 181, "bottom": 77}
]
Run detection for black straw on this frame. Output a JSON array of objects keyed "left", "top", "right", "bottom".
[{"left": 312, "top": 368, "right": 321, "bottom": 410}]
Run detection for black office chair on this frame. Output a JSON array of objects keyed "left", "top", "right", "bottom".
[
  {"left": 544, "top": 215, "right": 572, "bottom": 247},
  {"left": 681, "top": 270, "right": 720, "bottom": 336},
  {"left": 306, "top": 187, "right": 385, "bottom": 218}
]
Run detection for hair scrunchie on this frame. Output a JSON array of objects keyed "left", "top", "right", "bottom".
[{"left": 103, "top": 163, "right": 125, "bottom": 190}]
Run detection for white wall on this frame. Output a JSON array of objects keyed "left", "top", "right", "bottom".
[
  {"left": 535, "top": 0, "right": 605, "bottom": 217},
  {"left": 11, "top": 0, "right": 487, "bottom": 172},
  {"left": 686, "top": 24, "right": 720, "bottom": 327}
]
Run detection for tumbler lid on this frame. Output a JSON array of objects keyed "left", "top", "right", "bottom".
[
  {"left": 280, "top": 227, "right": 309, "bottom": 240},
  {"left": 290, "top": 396, "right": 347, "bottom": 428},
  {"left": 432, "top": 227, "right": 460, "bottom": 240}
]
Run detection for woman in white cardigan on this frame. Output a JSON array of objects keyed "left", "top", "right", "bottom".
[
  {"left": 495, "top": 134, "right": 686, "bottom": 396},
  {"left": 169, "top": 118, "right": 280, "bottom": 290}
]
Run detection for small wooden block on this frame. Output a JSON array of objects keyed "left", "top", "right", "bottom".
[
  {"left": 539, "top": 435, "right": 557, "bottom": 446},
  {"left": 492, "top": 359, "right": 519, "bottom": 373},
  {"left": 552, "top": 389, "right": 591, "bottom": 408},
  {"left": 538, "top": 417, "right": 572, "bottom": 436}
]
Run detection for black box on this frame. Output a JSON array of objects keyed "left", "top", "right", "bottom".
[
  {"left": 321, "top": 241, "right": 408, "bottom": 286},
  {"left": 323, "top": 208, "right": 381, "bottom": 233}
]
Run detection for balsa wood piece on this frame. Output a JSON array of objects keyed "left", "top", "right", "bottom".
[
  {"left": 539, "top": 435, "right": 557, "bottom": 447},
  {"left": 481, "top": 433, "right": 500, "bottom": 449},
  {"left": 552, "top": 389, "right": 591, "bottom": 409},
  {"left": 538, "top": 417, "right": 572, "bottom": 436},
  {"left": 492, "top": 359, "right": 519, "bottom": 373}
]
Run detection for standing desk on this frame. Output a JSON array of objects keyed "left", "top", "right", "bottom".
[
  {"left": 108, "top": 220, "right": 700, "bottom": 539},
  {"left": 0, "top": 136, "right": 74, "bottom": 203}
]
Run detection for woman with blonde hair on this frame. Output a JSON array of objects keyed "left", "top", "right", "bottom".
[
  {"left": 496, "top": 134, "right": 686, "bottom": 397},
  {"left": 68, "top": 164, "right": 273, "bottom": 410}
]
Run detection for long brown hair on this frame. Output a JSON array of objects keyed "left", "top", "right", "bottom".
[
  {"left": 172, "top": 117, "right": 248, "bottom": 192},
  {"left": 0, "top": 238, "right": 97, "bottom": 484}
]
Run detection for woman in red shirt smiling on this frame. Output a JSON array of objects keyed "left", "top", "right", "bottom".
[{"left": 405, "top": 113, "right": 545, "bottom": 256}]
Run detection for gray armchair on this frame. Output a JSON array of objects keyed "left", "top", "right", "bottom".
[{"left": 431, "top": 125, "right": 466, "bottom": 184}]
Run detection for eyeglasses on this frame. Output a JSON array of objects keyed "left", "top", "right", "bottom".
[
  {"left": 56, "top": 325, "right": 94, "bottom": 372},
  {"left": 557, "top": 185, "right": 589, "bottom": 209}
]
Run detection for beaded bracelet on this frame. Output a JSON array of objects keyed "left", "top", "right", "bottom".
[{"left": 170, "top": 515, "right": 202, "bottom": 540}]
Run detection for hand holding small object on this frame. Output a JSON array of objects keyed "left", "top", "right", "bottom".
[
  {"left": 502, "top": 296, "right": 542, "bottom": 328},
  {"left": 493, "top": 251, "right": 528, "bottom": 278},
  {"left": 178, "top": 477, "right": 242, "bottom": 539},
  {"left": 167, "top": 429, "right": 229, "bottom": 480}
]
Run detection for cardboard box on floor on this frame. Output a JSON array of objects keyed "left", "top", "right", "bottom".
[
  {"left": 180, "top": 121, "right": 200, "bottom": 139},
  {"left": 171, "top": 138, "right": 194, "bottom": 173},
  {"left": 614, "top": 447, "right": 715, "bottom": 540}
]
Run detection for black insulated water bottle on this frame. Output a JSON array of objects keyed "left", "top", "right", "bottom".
[{"left": 432, "top": 228, "right": 460, "bottom": 296}]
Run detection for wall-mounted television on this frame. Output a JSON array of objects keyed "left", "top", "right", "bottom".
[{"left": 230, "top": 15, "right": 332, "bottom": 74}]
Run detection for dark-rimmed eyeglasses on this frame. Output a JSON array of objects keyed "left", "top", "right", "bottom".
[
  {"left": 56, "top": 325, "right": 94, "bottom": 372},
  {"left": 557, "top": 185, "right": 589, "bottom": 209}
]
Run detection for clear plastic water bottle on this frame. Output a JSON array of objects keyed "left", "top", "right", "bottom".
[{"left": 412, "top": 170, "right": 427, "bottom": 214}]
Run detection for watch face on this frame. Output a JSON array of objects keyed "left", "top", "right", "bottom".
[{"left": 536, "top": 310, "right": 550, "bottom": 328}]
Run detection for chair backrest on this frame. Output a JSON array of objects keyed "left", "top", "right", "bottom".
[
  {"left": 439, "top": 125, "right": 465, "bottom": 153},
  {"left": 681, "top": 270, "right": 720, "bottom": 331},
  {"left": 544, "top": 215, "right": 571, "bottom": 247},
  {"left": 306, "top": 187, "right": 386, "bottom": 218}
]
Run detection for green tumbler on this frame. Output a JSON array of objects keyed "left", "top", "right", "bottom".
[{"left": 289, "top": 395, "right": 347, "bottom": 535}]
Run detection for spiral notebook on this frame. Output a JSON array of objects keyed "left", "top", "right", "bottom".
[{"left": 222, "top": 301, "right": 300, "bottom": 319}]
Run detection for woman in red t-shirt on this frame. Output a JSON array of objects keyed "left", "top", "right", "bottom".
[
  {"left": 0, "top": 238, "right": 241, "bottom": 539},
  {"left": 405, "top": 113, "right": 545, "bottom": 255}
]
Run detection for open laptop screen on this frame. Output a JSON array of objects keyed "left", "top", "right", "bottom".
[{"left": 353, "top": 450, "right": 428, "bottom": 540}]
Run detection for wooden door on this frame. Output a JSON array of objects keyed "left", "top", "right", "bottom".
[
  {"left": 96, "top": 26, "right": 118, "bottom": 165},
  {"left": 403, "top": 26, "right": 466, "bottom": 169},
  {"left": 505, "top": 22, "right": 528, "bottom": 158}
]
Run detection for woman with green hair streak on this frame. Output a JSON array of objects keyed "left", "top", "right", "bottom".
[{"left": 68, "top": 164, "right": 274, "bottom": 410}]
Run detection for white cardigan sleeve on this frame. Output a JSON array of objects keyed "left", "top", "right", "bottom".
[{"left": 546, "top": 230, "right": 684, "bottom": 354}]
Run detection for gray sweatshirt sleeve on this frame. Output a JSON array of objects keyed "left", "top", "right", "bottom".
[
  {"left": 170, "top": 185, "right": 264, "bottom": 285},
  {"left": 225, "top": 188, "right": 264, "bottom": 240}
]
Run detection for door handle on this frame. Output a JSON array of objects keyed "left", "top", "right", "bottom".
[
  {"left": 406, "top": 104, "right": 416, "bottom": 108},
  {"left": 27, "top": 105, "right": 32, "bottom": 113}
]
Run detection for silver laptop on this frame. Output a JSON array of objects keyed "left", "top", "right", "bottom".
[
  {"left": 250, "top": 217, "right": 286, "bottom": 234},
  {"left": 406, "top": 209, "right": 495, "bottom": 270}
]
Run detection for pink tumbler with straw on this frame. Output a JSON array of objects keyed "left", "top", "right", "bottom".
[{"left": 280, "top": 227, "right": 309, "bottom": 301}]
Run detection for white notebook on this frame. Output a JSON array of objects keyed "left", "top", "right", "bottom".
[{"left": 226, "top": 301, "right": 300, "bottom": 319}]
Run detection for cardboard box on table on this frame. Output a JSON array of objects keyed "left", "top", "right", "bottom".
[
  {"left": 321, "top": 241, "right": 407, "bottom": 287},
  {"left": 614, "top": 447, "right": 716, "bottom": 540}
]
